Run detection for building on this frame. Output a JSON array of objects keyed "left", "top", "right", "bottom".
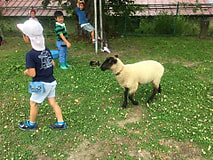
[
  {"left": 0, "top": 0, "right": 67, "bottom": 17},
  {"left": 1, "top": 0, "right": 213, "bottom": 17},
  {"left": 134, "top": 0, "right": 213, "bottom": 16}
]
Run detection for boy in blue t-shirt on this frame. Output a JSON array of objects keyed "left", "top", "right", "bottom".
[
  {"left": 76, "top": 0, "right": 97, "bottom": 43},
  {"left": 76, "top": 0, "right": 111, "bottom": 53},
  {"left": 16, "top": 20, "right": 66, "bottom": 130}
]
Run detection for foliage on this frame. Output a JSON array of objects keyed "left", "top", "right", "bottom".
[
  {"left": 0, "top": 36, "right": 212, "bottom": 159},
  {"left": 105, "top": 0, "right": 139, "bottom": 16},
  {"left": 42, "top": 0, "right": 141, "bottom": 17},
  {"left": 176, "top": 16, "right": 200, "bottom": 35},
  {"left": 133, "top": 14, "right": 205, "bottom": 36}
]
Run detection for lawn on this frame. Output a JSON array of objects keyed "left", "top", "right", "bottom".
[{"left": 0, "top": 36, "right": 212, "bottom": 159}]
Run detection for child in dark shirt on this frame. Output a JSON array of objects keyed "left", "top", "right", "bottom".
[{"left": 16, "top": 19, "right": 66, "bottom": 130}]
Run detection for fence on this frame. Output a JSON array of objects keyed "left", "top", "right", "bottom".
[{"left": 105, "top": 2, "right": 213, "bottom": 36}]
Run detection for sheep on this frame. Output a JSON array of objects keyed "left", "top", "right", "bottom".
[{"left": 100, "top": 55, "right": 164, "bottom": 109}]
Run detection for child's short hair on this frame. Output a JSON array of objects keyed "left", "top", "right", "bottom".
[{"left": 54, "top": 11, "right": 64, "bottom": 18}]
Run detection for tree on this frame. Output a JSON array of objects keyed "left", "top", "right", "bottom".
[{"left": 105, "top": 0, "right": 137, "bottom": 16}]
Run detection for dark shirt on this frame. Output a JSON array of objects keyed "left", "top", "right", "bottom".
[
  {"left": 26, "top": 48, "right": 55, "bottom": 82},
  {"left": 55, "top": 23, "right": 68, "bottom": 41}
]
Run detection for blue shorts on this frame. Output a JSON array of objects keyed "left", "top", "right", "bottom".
[
  {"left": 81, "top": 23, "right": 95, "bottom": 32},
  {"left": 30, "top": 81, "right": 57, "bottom": 103}
]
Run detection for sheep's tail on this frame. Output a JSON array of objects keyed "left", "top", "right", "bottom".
[{"left": 158, "top": 84, "right": 161, "bottom": 93}]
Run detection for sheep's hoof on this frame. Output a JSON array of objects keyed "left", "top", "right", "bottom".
[{"left": 132, "top": 101, "right": 139, "bottom": 105}]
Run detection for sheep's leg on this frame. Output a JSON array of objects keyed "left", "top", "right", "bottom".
[
  {"left": 121, "top": 87, "right": 128, "bottom": 109},
  {"left": 147, "top": 87, "right": 158, "bottom": 103},
  {"left": 158, "top": 84, "right": 161, "bottom": 93},
  {"left": 128, "top": 93, "right": 139, "bottom": 105}
]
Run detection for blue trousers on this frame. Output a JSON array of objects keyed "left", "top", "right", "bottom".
[{"left": 56, "top": 40, "right": 67, "bottom": 63}]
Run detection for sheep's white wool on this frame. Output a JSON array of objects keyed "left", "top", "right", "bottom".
[{"left": 111, "top": 58, "right": 164, "bottom": 95}]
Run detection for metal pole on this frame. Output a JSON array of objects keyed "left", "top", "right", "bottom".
[
  {"left": 124, "top": 15, "right": 127, "bottom": 35},
  {"left": 173, "top": 2, "right": 179, "bottom": 35},
  {"left": 94, "top": 0, "right": 98, "bottom": 54},
  {"left": 99, "top": 0, "right": 103, "bottom": 48}
]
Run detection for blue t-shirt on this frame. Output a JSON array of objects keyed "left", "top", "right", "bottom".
[
  {"left": 25, "top": 48, "right": 55, "bottom": 83},
  {"left": 76, "top": 7, "right": 89, "bottom": 25}
]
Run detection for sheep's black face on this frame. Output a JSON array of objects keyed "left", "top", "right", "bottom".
[{"left": 100, "top": 57, "right": 117, "bottom": 71}]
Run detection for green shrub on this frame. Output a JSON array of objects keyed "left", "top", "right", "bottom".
[
  {"left": 134, "top": 13, "right": 176, "bottom": 35},
  {"left": 135, "top": 16, "right": 156, "bottom": 34},
  {"left": 176, "top": 16, "right": 200, "bottom": 35},
  {"left": 134, "top": 14, "right": 203, "bottom": 35},
  {"left": 154, "top": 11, "right": 175, "bottom": 34}
]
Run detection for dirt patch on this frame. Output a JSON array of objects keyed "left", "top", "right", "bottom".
[
  {"left": 115, "top": 106, "right": 205, "bottom": 160},
  {"left": 159, "top": 139, "right": 205, "bottom": 160},
  {"left": 29, "top": 145, "right": 51, "bottom": 160},
  {"left": 162, "top": 59, "right": 202, "bottom": 68},
  {"left": 128, "top": 147, "right": 152, "bottom": 160},
  {"left": 66, "top": 106, "right": 205, "bottom": 160},
  {"left": 182, "top": 62, "right": 202, "bottom": 67},
  {"left": 67, "top": 139, "right": 110, "bottom": 160},
  {"left": 66, "top": 136, "right": 153, "bottom": 160},
  {"left": 66, "top": 138, "right": 205, "bottom": 160},
  {"left": 117, "top": 105, "right": 143, "bottom": 128}
]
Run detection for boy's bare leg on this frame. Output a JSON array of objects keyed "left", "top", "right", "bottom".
[
  {"left": 30, "top": 101, "right": 38, "bottom": 123},
  {"left": 48, "top": 97, "right": 63, "bottom": 122},
  {"left": 91, "top": 30, "right": 95, "bottom": 40}
]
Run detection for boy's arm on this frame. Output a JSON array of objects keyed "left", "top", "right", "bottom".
[
  {"left": 77, "top": 0, "right": 80, "bottom": 7},
  {"left": 24, "top": 68, "right": 36, "bottom": 77},
  {"left": 59, "top": 33, "right": 71, "bottom": 48},
  {"left": 52, "top": 60, "right": 55, "bottom": 67},
  {"left": 77, "top": 0, "right": 85, "bottom": 7}
]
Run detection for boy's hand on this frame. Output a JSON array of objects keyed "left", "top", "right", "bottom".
[
  {"left": 66, "top": 42, "right": 71, "bottom": 48},
  {"left": 59, "top": 33, "right": 71, "bottom": 48},
  {"left": 52, "top": 60, "right": 55, "bottom": 67},
  {"left": 23, "top": 68, "right": 36, "bottom": 77}
]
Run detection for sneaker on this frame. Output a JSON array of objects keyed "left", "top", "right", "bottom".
[
  {"left": 60, "top": 63, "right": 68, "bottom": 70},
  {"left": 98, "top": 37, "right": 104, "bottom": 43},
  {"left": 50, "top": 122, "right": 66, "bottom": 130},
  {"left": 18, "top": 121, "right": 37, "bottom": 131},
  {"left": 92, "top": 39, "right": 96, "bottom": 44},
  {"left": 103, "top": 46, "right": 111, "bottom": 54}
]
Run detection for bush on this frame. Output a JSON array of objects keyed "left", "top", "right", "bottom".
[
  {"left": 134, "top": 13, "right": 176, "bottom": 35},
  {"left": 135, "top": 16, "right": 155, "bottom": 34},
  {"left": 134, "top": 14, "right": 206, "bottom": 36},
  {"left": 176, "top": 16, "right": 200, "bottom": 35},
  {"left": 154, "top": 11, "right": 175, "bottom": 34}
]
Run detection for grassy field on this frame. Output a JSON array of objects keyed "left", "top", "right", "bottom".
[{"left": 0, "top": 35, "right": 212, "bottom": 159}]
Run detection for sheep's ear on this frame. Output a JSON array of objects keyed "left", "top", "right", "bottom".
[{"left": 114, "top": 55, "right": 119, "bottom": 58}]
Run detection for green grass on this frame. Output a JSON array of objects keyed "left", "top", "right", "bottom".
[{"left": 0, "top": 36, "right": 212, "bottom": 159}]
